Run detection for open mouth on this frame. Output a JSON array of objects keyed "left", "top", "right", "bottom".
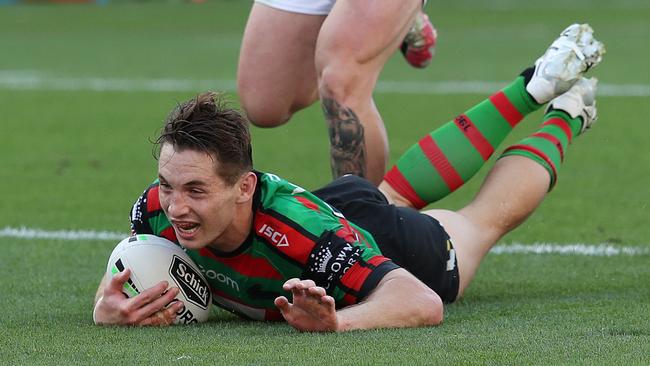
[{"left": 173, "top": 221, "right": 200, "bottom": 238}]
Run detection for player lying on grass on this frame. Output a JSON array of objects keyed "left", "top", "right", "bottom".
[{"left": 94, "top": 24, "right": 604, "bottom": 331}]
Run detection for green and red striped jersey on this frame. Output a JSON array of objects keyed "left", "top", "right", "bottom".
[{"left": 130, "top": 172, "right": 398, "bottom": 321}]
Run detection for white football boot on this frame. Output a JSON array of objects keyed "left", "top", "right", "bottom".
[
  {"left": 527, "top": 24, "right": 605, "bottom": 104},
  {"left": 547, "top": 77, "right": 598, "bottom": 134}
]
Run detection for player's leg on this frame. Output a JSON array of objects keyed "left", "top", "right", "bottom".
[
  {"left": 237, "top": 3, "right": 325, "bottom": 127},
  {"left": 425, "top": 77, "right": 600, "bottom": 297},
  {"left": 380, "top": 70, "right": 541, "bottom": 208},
  {"left": 380, "top": 24, "right": 605, "bottom": 208},
  {"left": 315, "top": 0, "right": 422, "bottom": 185},
  {"left": 423, "top": 157, "right": 549, "bottom": 297}
]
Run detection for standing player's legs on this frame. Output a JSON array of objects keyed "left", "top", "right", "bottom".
[
  {"left": 315, "top": 0, "right": 422, "bottom": 185},
  {"left": 237, "top": 3, "right": 325, "bottom": 127}
]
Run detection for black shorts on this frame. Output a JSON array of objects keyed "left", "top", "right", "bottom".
[{"left": 312, "top": 175, "right": 460, "bottom": 303}]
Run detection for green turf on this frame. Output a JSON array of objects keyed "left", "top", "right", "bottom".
[{"left": 1, "top": 1, "right": 649, "bottom": 364}]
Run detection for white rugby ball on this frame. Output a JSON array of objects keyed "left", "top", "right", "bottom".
[{"left": 106, "top": 234, "right": 212, "bottom": 324}]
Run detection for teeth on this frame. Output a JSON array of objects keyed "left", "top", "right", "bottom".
[{"left": 176, "top": 223, "right": 199, "bottom": 234}]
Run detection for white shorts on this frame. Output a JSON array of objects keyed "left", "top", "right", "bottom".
[{"left": 255, "top": 0, "right": 336, "bottom": 15}]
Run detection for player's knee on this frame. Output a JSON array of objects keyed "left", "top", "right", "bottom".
[
  {"left": 317, "top": 61, "right": 363, "bottom": 106},
  {"left": 239, "top": 95, "right": 291, "bottom": 128},
  {"left": 246, "top": 107, "right": 291, "bottom": 128},
  {"left": 457, "top": 205, "right": 509, "bottom": 245},
  {"left": 237, "top": 79, "right": 290, "bottom": 127}
]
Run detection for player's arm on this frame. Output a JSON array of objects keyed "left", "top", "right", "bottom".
[
  {"left": 337, "top": 268, "right": 444, "bottom": 331},
  {"left": 93, "top": 268, "right": 183, "bottom": 326},
  {"left": 274, "top": 268, "right": 444, "bottom": 332}
]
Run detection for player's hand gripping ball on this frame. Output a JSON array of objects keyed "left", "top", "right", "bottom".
[{"left": 107, "top": 234, "right": 212, "bottom": 324}]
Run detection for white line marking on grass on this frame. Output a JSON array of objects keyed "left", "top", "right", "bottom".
[
  {"left": 1, "top": 227, "right": 648, "bottom": 256},
  {"left": 0, "top": 226, "right": 126, "bottom": 241},
  {"left": 377, "top": 80, "right": 650, "bottom": 97},
  {"left": 492, "top": 243, "right": 649, "bottom": 256},
  {"left": 1, "top": 71, "right": 649, "bottom": 97}
]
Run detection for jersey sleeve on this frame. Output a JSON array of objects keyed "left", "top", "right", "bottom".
[
  {"left": 130, "top": 185, "right": 153, "bottom": 235},
  {"left": 304, "top": 230, "right": 399, "bottom": 307},
  {"left": 129, "top": 182, "right": 177, "bottom": 242}
]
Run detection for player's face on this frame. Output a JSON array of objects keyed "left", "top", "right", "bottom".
[{"left": 157, "top": 144, "right": 244, "bottom": 251}]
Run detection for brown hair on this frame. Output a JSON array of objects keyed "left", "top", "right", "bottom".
[{"left": 155, "top": 92, "right": 253, "bottom": 185}]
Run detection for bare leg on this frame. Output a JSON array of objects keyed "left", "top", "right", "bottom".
[
  {"left": 381, "top": 155, "right": 549, "bottom": 297},
  {"left": 237, "top": 4, "right": 325, "bottom": 126},
  {"left": 423, "top": 156, "right": 549, "bottom": 297},
  {"left": 316, "top": 0, "right": 421, "bottom": 184}
]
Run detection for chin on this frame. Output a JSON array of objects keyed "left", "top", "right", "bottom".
[
  {"left": 173, "top": 230, "right": 206, "bottom": 250},
  {"left": 177, "top": 239, "right": 203, "bottom": 250}
]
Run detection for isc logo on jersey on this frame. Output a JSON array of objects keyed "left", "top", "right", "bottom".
[{"left": 258, "top": 224, "right": 289, "bottom": 247}]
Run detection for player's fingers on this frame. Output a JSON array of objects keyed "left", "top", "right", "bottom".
[
  {"left": 162, "top": 300, "right": 185, "bottom": 322},
  {"left": 138, "top": 301, "right": 183, "bottom": 326},
  {"left": 137, "top": 313, "right": 159, "bottom": 326},
  {"left": 168, "top": 300, "right": 185, "bottom": 317},
  {"left": 165, "top": 301, "right": 185, "bottom": 321},
  {"left": 307, "top": 286, "right": 327, "bottom": 297},
  {"left": 295, "top": 279, "right": 316, "bottom": 290},
  {"left": 282, "top": 279, "right": 316, "bottom": 293},
  {"left": 282, "top": 278, "right": 301, "bottom": 290},
  {"left": 138, "top": 311, "right": 167, "bottom": 326},
  {"left": 290, "top": 286, "right": 309, "bottom": 299},
  {"left": 158, "top": 310, "right": 174, "bottom": 326},
  {"left": 321, "top": 295, "right": 336, "bottom": 308},
  {"left": 134, "top": 287, "right": 180, "bottom": 320},
  {"left": 107, "top": 268, "right": 131, "bottom": 292},
  {"left": 274, "top": 296, "right": 291, "bottom": 313},
  {"left": 128, "top": 281, "right": 170, "bottom": 309}
]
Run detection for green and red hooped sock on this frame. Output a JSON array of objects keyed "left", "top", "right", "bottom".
[
  {"left": 499, "top": 109, "right": 583, "bottom": 189},
  {"left": 384, "top": 72, "right": 541, "bottom": 209}
]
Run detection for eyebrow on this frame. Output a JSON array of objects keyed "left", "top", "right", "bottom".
[
  {"left": 183, "top": 180, "right": 208, "bottom": 188},
  {"left": 158, "top": 173, "right": 208, "bottom": 188}
]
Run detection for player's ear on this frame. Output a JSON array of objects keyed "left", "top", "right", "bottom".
[{"left": 236, "top": 172, "right": 257, "bottom": 203}]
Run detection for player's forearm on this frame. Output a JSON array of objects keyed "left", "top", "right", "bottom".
[
  {"left": 335, "top": 295, "right": 442, "bottom": 331},
  {"left": 335, "top": 269, "right": 444, "bottom": 331},
  {"left": 94, "top": 274, "right": 109, "bottom": 306}
]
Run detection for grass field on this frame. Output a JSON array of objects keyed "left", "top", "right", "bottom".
[{"left": 1, "top": 1, "right": 649, "bottom": 364}]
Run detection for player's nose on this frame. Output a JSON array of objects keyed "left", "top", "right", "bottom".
[{"left": 166, "top": 193, "right": 190, "bottom": 217}]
